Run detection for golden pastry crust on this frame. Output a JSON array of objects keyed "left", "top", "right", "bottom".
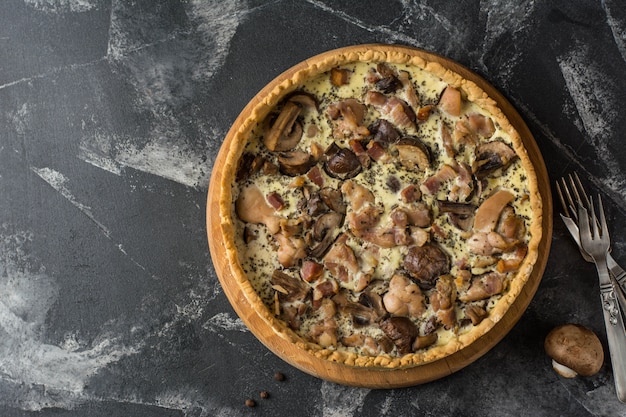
[{"left": 217, "top": 45, "right": 542, "bottom": 369}]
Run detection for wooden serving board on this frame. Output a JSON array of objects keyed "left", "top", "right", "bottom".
[{"left": 206, "top": 44, "right": 552, "bottom": 388}]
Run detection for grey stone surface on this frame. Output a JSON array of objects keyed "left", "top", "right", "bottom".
[{"left": 1, "top": 0, "right": 626, "bottom": 416}]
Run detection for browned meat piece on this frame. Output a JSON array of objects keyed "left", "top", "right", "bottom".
[
  {"left": 312, "top": 279, "right": 340, "bottom": 308},
  {"left": 341, "top": 180, "right": 376, "bottom": 212},
  {"left": 323, "top": 234, "right": 359, "bottom": 284},
  {"left": 496, "top": 205, "right": 525, "bottom": 242},
  {"left": 473, "top": 189, "right": 514, "bottom": 232},
  {"left": 468, "top": 113, "right": 495, "bottom": 138},
  {"left": 420, "top": 164, "right": 457, "bottom": 195},
  {"left": 309, "top": 298, "right": 338, "bottom": 347},
  {"left": 280, "top": 302, "right": 307, "bottom": 330},
  {"left": 327, "top": 98, "right": 370, "bottom": 139},
  {"left": 341, "top": 333, "right": 382, "bottom": 356},
  {"left": 496, "top": 244, "right": 528, "bottom": 273},
  {"left": 235, "top": 184, "right": 283, "bottom": 234},
  {"left": 467, "top": 231, "right": 513, "bottom": 256},
  {"left": 403, "top": 243, "right": 450, "bottom": 288},
  {"left": 365, "top": 91, "right": 416, "bottom": 130},
  {"left": 330, "top": 67, "right": 351, "bottom": 86},
  {"left": 438, "top": 86, "right": 461, "bottom": 117},
  {"left": 382, "top": 274, "right": 425, "bottom": 317},
  {"left": 430, "top": 274, "right": 457, "bottom": 329},
  {"left": 459, "top": 271, "right": 506, "bottom": 302},
  {"left": 300, "top": 260, "right": 324, "bottom": 282},
  {"left": 400, "top": 184, "right": 421, "bottom": 203}
]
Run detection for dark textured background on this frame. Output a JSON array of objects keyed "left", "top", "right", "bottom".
[{"left": 1, "top": 1, "right": 626, "bottom": 416}]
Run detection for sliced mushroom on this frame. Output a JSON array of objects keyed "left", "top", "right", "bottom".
[
  {"left": 368, "top": 119, "right": 401, "bottom": 144},
  {"left": 264, "top": 101, "right": 304, "bottom": 151},
  {"left": 271, "top": 269, "right": 311, "bottom": 303},
  {"left": 393, "top": 137, "right": 431, "bottom": 172},
  {"left": 473, "top": 140, "right": 518, "bottom": 179},
  {"left": 309, "top": 214, "right": 343, "bottom": 259},
  {"left": 379, "top": 316, "right": 418, "bottom": 355},
  {"left": 319, "top": 187, "right": 346, "bottom": 214},
  {"left": 437, "top": 200, "right": 476, "bottom": 231},
  {"left": 286, "top": 91, "right": 319, "bottom": 112},
  {"left": 313, "top": 212, "right": 344, "bottom": 242},
  {"left": 413, "top": 333, "right": 438, "bottom": 350},
  {"left": 465, "top": 304, "right": 488, "bottom": 325},
  {"left": 375, "top": 62, "right": 402, "bottom": 93},
  {"left": 324, "top": 147, "right": 362, "bottom": 180},
  {"left": 278, "top": 150, "right": 316, "bottom": 176},
  {"left": 403, "top": 243, "right": 450, "bottom": 289},
  {"left": 236, "top": 152, "right": 265, "bottom": 182}
]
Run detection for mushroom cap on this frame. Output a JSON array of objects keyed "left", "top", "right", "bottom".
[{"left": 544, "top": 324, "right": 604, "bottom": 377}]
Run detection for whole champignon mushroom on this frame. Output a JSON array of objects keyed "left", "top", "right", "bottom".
[
  {"left": 379, "top": 316, "right": 418, "bottom": 355},
  {"left": 324, "top": 146, "right": 362, "bottom": 180},
  {"left": 403, "top": 243, "right": 450, "bottom": 289},
  {"left": 544, "top": 324, "right": 604, "bottom": 378}
]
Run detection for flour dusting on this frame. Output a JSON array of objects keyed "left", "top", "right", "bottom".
[
  {"left": 320, "top": 381, "right": 370, "bottom": 417},
  {"left": 601, "top": 0, "right": 626, "bottom": 62}
]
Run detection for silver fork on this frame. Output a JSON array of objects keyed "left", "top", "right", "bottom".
[
  {"left": 556, "top": 173, "right": 626, "bottom": 300},
  {"left": 578, "top": 196, "right": 626, "bottom": 402}
]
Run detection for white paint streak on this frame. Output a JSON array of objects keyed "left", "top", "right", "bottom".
[
  {"left": 480, "top": 0, "right": 537, "bottom": 82},
  {"left": 30, "top": 167, "right": 112, "bottom": 238},
  {"left": 153, "top": 388, "right": 244, "bottom": 417},
  {"left": 31, "top": 166, "right": 149, "bottom": 272},
  {"left": 0, "top": 229, "right": 138, "bottom": 410},
  {"left": 557, "top": 43, "right": 626, "bottom": 201},
  {"left": 601, "top": 0, "right": 626, "bottom": 62},
  {"left": 203, "top": 312, "right": 247, "bottom": 333},
  {"left": 23, "top": 0, "right": 96, "bottom": 13},
  {"left": 320, "top": 381, "right": 370, "bottom": 417},
  {"left": 115, "top": 141, "right": 210, "bottom": 188}
]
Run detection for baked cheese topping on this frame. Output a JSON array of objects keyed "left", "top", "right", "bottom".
[{"left": 229, "top": 58, "right": 538, "bottom": 365}]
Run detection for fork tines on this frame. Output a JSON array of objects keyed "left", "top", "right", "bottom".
[{"left": 556, "top": 172, "right": 591, "bottom": 220}]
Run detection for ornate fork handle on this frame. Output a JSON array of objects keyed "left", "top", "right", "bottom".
[
  {"left": 609, "top": 255, "right": 626, "bottom": 291},
  {"left": 596, "top": 257, "right": 626, "bottom": 402}
]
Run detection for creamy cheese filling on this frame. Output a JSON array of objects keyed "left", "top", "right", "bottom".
[{"left": 232, "top": 60, "right": 532, "bottom": 357}]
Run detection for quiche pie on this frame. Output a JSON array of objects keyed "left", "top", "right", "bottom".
[{"left": 215, "top": 45, "right": 543, "bottom": 369}]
